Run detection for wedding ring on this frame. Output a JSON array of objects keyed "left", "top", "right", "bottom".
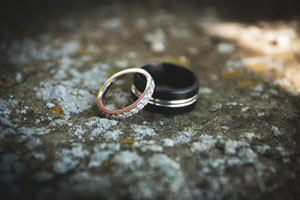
[
  {"left": 97, "top": 68, "right": 155, "bottom": 119},
  {"left": 132, "top": 62, "right": 199, "bottom": 115}
]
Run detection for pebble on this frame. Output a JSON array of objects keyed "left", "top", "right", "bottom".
[
  {"left": 16, "top": 73, "right": 23, "bottom": 83},
  {"left": 144, "top": 29, "right": 166, "bottom": 53},
  {"left": 198, "top": 87, "right": 213, "bottom": 94},
  {"left": 216, "top": 43, "right": 235, "bottom": 53},
  {"left": 210, "top": 103, "right": 222, "bottom": 112},
  {"left": 241, "top": 106, "right": 250, "bottom": 112}
]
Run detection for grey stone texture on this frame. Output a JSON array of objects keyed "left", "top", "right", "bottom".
[{"left": 1, "top": 1, "right": 300, "bottom": 199}]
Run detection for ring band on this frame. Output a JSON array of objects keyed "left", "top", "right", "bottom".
[
  {"left": 131, "top": 85, "right": 198, "bottom": 108},
  {"left": 97, "top": 68, "right": 155, "bottom": 119},
  {"left": 132, "top": 62, "right": 199, "bottom": 115}
]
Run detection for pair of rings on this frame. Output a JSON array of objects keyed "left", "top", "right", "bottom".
[{"left": 97, "top": 62, "right": 199, "bottom": 119}]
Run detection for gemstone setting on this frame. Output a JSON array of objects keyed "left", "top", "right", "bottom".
[{"left": 105, "top": 79, "right": 155, "bottom": 119}]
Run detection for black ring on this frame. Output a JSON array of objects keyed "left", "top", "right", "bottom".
[{"left": 132, "top": 62, "right": 199, "bottom": 115}]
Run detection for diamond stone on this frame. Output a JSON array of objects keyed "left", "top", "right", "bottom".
[
  {"left": 124, "top": 112, "right": 132, "bottom": 117},
  {"left": 149, "top": 87, "right": 154, "bottom": 94},
  {"left": 137, "top": 103, "right": 144, "bottom": 110},
  {"left": 141, "top": 98, "right": 148, "bottom": 104},
  {"left": 131, "top": 108, "right": 138, "bottom": 114},
  {"left": 151, "top": 80, "right": 155, "bottom": 87},
  {"left": 146, "top": 92, "right": 152, "bottom": 99}
]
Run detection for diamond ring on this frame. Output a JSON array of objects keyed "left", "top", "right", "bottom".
[{"left": 97, "top": 68, "right": 155, "bottom": 119}]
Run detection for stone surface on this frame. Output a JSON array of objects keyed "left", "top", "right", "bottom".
[{"left": 1, "top": 1, "right": 300, "bottom": 200}]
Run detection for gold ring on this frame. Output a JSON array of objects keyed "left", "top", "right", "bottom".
[{"left": 97, "top": 68, "right": 155, "bottom": 119}]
